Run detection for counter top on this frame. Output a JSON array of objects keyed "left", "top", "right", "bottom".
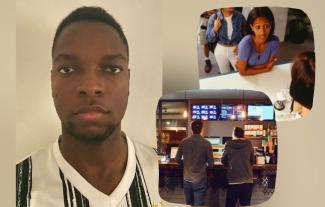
[
  {"left": 159, "top": 161, "right": 277, "bottom": 189},
  {"left": 159, "top": 161, "right": 277, "bottom": 170},
  {"left": 199, "top": 63, "right": 292, "bottom": 122}
]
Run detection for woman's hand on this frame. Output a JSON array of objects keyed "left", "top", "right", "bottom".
[
  {"left": 266, "top": 57, "right": 278, "bottom": 71},
  {"left": 236, "top": 57, "right": 277, "bottom": 76},
  {"left": 213, "top": 16, "right": 222, "bottom": 32},
  {"left": 233, "top": 46, "right": 238, "bottom": 55}
]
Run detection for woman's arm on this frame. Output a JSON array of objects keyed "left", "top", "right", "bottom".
[{"left": 236, "top": 56, "right": 277, "bottom": 76}]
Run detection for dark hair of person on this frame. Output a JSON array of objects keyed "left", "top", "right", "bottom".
[
  {"left": 52, "top": 6, "right": 129, "bottom": 57},
  {"left": 191, "top": 120, "right": 203, "bottom": 134},
  {"left": 289, "top": 51, "right": 315, "bottom": 110},
  {"left": 246, "top": 7, "right": 275, "bottom": 41},
  {"left": 233, "top": 126, "right": 244, "bottom": 138}
]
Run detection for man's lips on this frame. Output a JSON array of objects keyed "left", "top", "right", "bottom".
[
  {"left": 74, "top": 105, "right": 108, "bottom": 120},
  {"left": 78, "top": 111, "right": 103, "bottom": 119}
]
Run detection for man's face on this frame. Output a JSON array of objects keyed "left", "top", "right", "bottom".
[{"left": 51, "top": 21, "right": 129, "bottom": 143}]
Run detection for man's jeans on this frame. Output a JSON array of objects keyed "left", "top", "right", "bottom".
[
  {"left": 225, "top": 183, "right": 253, "bottom": 207},
  {"left": 183, "top": 179, "right": 207, "bottom": 206}
]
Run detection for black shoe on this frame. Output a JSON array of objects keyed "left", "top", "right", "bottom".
[{"left": 204, "top": 59, "right": 212, "bottom": 73}]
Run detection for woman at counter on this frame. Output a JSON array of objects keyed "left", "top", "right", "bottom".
[
  {"left": 289, "top": 51, "right": 315, "bottom": 118},
  {"left": 236, "top": 7, "right": 279, "bottom": 76}
]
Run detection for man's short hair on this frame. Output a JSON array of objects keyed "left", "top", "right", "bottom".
[
  {"left": 52, "top": 6, "right": 129, "bottom": 57},
  {"left": 233, "top": 126, "right": 244, "bottom": 138},
  {"left": 191, "top": 120, "right": 203, "bottom": 134},
  {"left": 289, "top": 51, "right": 315, "bottom": 109}
]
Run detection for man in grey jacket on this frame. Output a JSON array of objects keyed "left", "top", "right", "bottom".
[
  {"left": 175, "top": 120, "right": 214, "bottom": 206},
  {"left": 221, "top": 126, "right": 254, "bottom": 207}
]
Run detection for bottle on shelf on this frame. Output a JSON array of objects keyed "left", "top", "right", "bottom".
[
  {"left": 274, "top": 125, "right": 277, "bottom": 137},
  {"left": 265, "top": 146, "right": 271, "bottom": 164}
]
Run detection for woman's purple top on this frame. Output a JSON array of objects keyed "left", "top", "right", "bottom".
[{"left": 238, "top": 34, "right": 279, "bottom": 66}]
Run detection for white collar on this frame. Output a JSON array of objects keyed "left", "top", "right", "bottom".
[{"left": 52, "top": 135, "right": 136, "bottom": 207}]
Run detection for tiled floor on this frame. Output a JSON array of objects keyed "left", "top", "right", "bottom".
[{"left": 160, "top": 184, "right": 273, "bottom": 207}]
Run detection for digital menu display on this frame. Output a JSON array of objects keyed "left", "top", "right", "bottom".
[
  {"left": 191, "top": 104, "right": 273, "bottom": 121},
  {"left": 220, "top": 104, "right": 247, "bottom": 120},
  {"left": 247, "top": 105, "right": 274, "bottom": 120},
  {"left": 191, "top": 104, "right": 219, "bottom": 120}
]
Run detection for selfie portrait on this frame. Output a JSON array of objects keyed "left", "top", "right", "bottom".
[{"left": 16, "top": 1, "right": 162, "bottom": 206}]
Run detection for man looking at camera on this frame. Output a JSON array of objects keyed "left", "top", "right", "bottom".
[{"left": 16, "top": 6, "right": 160, "bottom": 207}]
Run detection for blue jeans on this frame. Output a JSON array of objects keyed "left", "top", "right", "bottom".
[
  {"left": 183, "top": 179, "right": 207, "bottom": 206},
  {"left": 225, "top": 183, "right": 253, "bottom": 207}
]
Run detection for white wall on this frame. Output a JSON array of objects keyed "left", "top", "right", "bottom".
[
  {"left": 16, "top": 0, "right": 162, "bottom": 161},
  {"left": 0, "top": 1, "right": 15, "bottom": 206},
  {"left": 203, "top": 121, "right": 246, "bottom": 137}
]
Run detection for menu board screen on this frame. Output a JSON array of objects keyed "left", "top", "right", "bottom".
[
  {"left": 248, "top": 105, "right": 274, "bottom": 120},
  {"left": 191, "top": 104, "right": 219, "bottom": 120},
  {"left": 220, "top": 104, "right": 247, "bottom": 120}
]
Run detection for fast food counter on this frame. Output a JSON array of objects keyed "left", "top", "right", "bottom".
[{"left": 159, "top": 161, "right": 276, "bottom": 191}]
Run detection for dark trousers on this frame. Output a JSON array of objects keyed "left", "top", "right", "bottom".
[
  {"left": 183, "top": 179, "right": 207, "bottom": 206},
  {"left": 225, "top": 183, "right": 253, "bottom": 207}
]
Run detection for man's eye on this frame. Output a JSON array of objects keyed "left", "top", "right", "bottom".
[
  {"left": 58, "top": 66, "right": 75, "bottom": 74},
  {"left": 255, "top": 25, "right": 261, "bottom": 30},
  {"left": 104, "top": 67, "right": 122, "bottom": 74}
]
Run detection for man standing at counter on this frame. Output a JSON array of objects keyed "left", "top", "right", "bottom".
[
  {"left": 16, "top": 6, "right": 160, "bottom": 207},
  {"left": 221, "top": 126, "right": 254, "bottom": 207},
  {"left": 175, "top": 120, "right": 214, "bottom": 206}
]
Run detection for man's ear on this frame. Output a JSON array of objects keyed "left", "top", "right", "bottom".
[
  {"left": 128, "top": 68, "right": 130, "bottom": 96},
  {"left": 50, "top": 69, "right": 54, "bottom": 98}
]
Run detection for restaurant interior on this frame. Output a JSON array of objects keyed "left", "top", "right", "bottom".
[{"left": 157, "top": 89, "right": 278, "bottom": 207}]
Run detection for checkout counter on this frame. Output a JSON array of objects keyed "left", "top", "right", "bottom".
[{"left": 159, "top": 160, "right": 276, "bottom": 196}]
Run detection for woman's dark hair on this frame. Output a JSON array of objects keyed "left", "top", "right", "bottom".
[
  {"left": 233, "top": 126, "right": 244, "bottom": 138},
  {"left": 191, "top": 120, "right": 203, "bottom": 134},
  {"left": 246, "top": 7, "right": 275, "bottom": 41},
  {"left": 289, "top": 51, "right": 315, "bottom": 110}
]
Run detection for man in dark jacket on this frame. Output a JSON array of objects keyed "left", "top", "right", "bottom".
[
  {"left": 175, "top": 120, "right": 214, "bottom": 206},
  {"left": 221, "top": 126, "right": 254, "bottom": 207}
]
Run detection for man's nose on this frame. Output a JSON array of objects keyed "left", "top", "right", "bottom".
[{"left": 77, "top": 70, "right": 104, "bottom": 97}]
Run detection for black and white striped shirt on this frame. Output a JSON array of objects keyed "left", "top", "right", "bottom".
[{"left": 16, "top": 136, "right": 160, "bottom": 207}]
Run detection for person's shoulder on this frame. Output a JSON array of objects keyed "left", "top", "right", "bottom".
[
  {"left": 130, "top": 139, "right": 162, "bottom": 204},
  {"left": 225, "top": 139, "right": 234, "bottom": 145},
  {"left": 132, "top": 139, "right": 159, "bottom": 162},
  {"left": 239, "top": 35, "right": 253, "bottom": 46},
  {"left": 270, "top": 35, "right": 280, "bottom": 43},
  {"left": 268, "top": 35, "right": 280, "bottom": 50},
  {"left": 180, "top": 136, "right": 192, "bottom": 143},
  {"left": 238, "top": 139, "right": 253, "bottom": 147},
  {"left": 16, "top": 155, "right": 32, "bottom": 170},
  {"left": 234, "top": 10, "right": 245, "bottom": 18},
  {"left": 16, "top": 144, "right": 52, "bottom": 167},
  {"left": 208, "top": 12, "right": 218, "bottom": 21},
  {"left": 242, "top": 35, "right": 253, "bottom": 43},
  {"left": 16, "top": 144, "right": 53, "bottom": 187},
  {"left": 201, "top": 137, "right": 211, "bottom": 144}
]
